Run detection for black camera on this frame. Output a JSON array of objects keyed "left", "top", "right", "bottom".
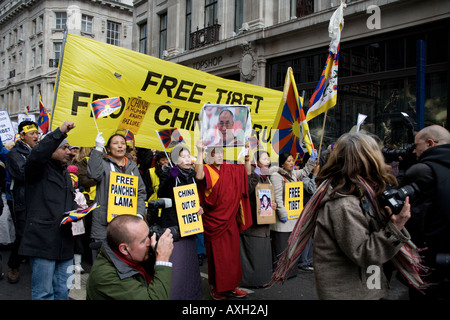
[
  {"left": 380, "top": 183, "right": 420, "bottom": 215},
  {"left": 382, "top": 144, "right": 415, "bottom": 163},
  {"left": 147, "top": 198, "right": 180, "bottom": 242},
  {"left": 148, "top": 224, "right": 180, "bottom": 242}
]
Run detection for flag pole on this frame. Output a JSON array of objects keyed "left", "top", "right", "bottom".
[
  {"left": 89, "top": 104, "right": 101, "bottom": 135},
  {"left": 317, "top": 110, "right": 328, "bottom": 161}
]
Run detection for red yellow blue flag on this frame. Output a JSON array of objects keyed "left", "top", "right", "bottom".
[
  {"left": 272, "top": 67, "right": 313, "bottom": 157},
  {"left": 91, "top": 97, "right": 122, "bottom": 119},
  {"left": 157, "top": 128, "right": 185, "bottom": 149},
  {"left": 37, "top": 92, "right": 49, "bottom": 134},
  {"left": 61, "top": 203, "right": 100, "bottom": 225},
  {"left": 306, "top": 1, "right": 344, "bottom": 121}
]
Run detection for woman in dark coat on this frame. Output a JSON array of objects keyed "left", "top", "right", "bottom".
[
  {"left": 157, "top": 145, "right": 203, "bottom": 300},
  {"left": 240, "top": 150, "right": 276, "bottom": 288}
]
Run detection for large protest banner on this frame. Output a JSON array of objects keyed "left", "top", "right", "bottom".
[{"left": 50, "top": 33, "right": 282, "bottom": 154}]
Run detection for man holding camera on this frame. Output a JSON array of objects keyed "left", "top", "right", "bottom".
[
  {"left": 400, "top": 125, "right": 450, "bottom": 300},
  {"left": 86, "top": 214, "right": 174, "bottom": 300}
]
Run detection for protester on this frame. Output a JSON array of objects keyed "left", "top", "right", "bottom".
[
  {"left": 240, "top": 150, "right": 276, "bottom": 288},
  {"left": 19, "top": 121, "right": 77, "bottom": 300},
  {"left": 87, "top": 132, "right": 147, "bottom": 260},
  {"left": 67, "top": 164, "right": 88, "bottom": 274},
  {"left": 400, "top": 125, "right": 450, "bottom": 300},
  {"left": 5, "top": 120, "right": 39, "bottom": 284},
  {"left": 86, "top": 214, "right": 174, "bottom": 300},
  {"left": 157, "top": 145, "right": 203, "bottom": 299},
  {"left": 194, "top": 140, "right": 252, "bottom": 300},
  {"left": 271, "top": 132, "right": 426, "bottom": 300},
  {"left": 147, "top": 151, "right": 169, "bottom": 225},
  {"left": 269, "top": 150, "right": 316, "bottom": 278}
]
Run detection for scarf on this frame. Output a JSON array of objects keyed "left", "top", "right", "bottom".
[
  {"left": 112, "top": 248, "right": 153, "bottom": 285},
  {"left": 270, "top": 178, "right": 428, "bottom": 293}
]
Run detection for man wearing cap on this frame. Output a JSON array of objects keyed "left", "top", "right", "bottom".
[
  {"left": 5, "top": 121, "right": 40, "bottom": 284},
  {"left": 19, "top": 121, "right": 77, "bottom": 300}
]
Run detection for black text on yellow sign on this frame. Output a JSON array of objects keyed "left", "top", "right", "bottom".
[
  {"left": 173, "top": 184, "right": 204, "bottom": 237},
  {"left": 107, "top": 172, "right": 139, "bottom": 222},
  {"left": 284, "top": 181, "right": 304, "bottom": 220}
]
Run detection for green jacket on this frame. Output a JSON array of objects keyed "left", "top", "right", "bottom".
[{"left": 86, "top": 243, "right": 172, "bottom": 300}]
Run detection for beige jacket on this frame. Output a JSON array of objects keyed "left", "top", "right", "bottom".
[
  {"left": 313, "top": 187, "right": 411, "bottom": 300},
  {"left": 269, "top": 159, "right": 315, "bottom": 233}
]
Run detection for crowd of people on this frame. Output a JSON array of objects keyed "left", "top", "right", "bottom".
[{"left": 0, "top": 119, "right": 449, "bottom": 301}]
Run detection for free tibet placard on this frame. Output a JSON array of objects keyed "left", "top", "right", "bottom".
[
  {"left": 173, "top": 184, "right": 203, "bottom": 237},
  {"left": 107, "top": 172, "right": 139, "bottom": 222},
  {"left": 284, "top": 181, "right": 303, "bottom": 220}
]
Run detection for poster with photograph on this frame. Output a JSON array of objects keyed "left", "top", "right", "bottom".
[
  {"left": 255, "top": 184, "right": 276, "bottom": 224},
  {"left": 199, "top": 104, "right": 252, "bottom": 161}
]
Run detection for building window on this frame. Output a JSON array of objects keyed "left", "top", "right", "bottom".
[
  {"left": 107, "top": 21, "right": 120, "bottom": 46},
  {"left": 185, "top": 0, "right": 192, "bottom": 50},
  {"left": 290, "top": 0, "right": 314, "bottom": 19},
  {"left": 235, "top": 0, "right": 244, "bottom": 33},
  {"left": 205, "top": 0, "right": 218, "bottom": 26},
  {"left": 82, "top": 14, "right": 93, "bottom": 33},
  {"left": 55, "top": 12, "right": 67, "bottom": 30},
  {"left": 31, "top": 48, "right": 36, "bottom": 68},
  {"left": 38, "top": 44, "right": 43, "bottom": 66},
  {"left": 39, "top": 14, "right": 44, "bottom": 32},
  {"left": 32, "top": 19, "right": 37, "bottom": 34},
  {"left": 139, "top": 23, "right": 147, "bottom": 54},
  {"left": 53, "top": 42, "right": 62, "bottom": 67},
  {"left": 159, "top": 13, "right": 167, "bottom": 58}
]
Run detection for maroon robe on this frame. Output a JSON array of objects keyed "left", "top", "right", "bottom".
[{"left": 198, "top": 162, "right": 252, "bottom": 292}]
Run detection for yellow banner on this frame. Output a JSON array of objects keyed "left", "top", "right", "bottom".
[
  {"left": 107, "top": 172, "right": 139, "bottom": 222},
  {"left": 284, "top": 181, "right": 303, "bottom": 220},
  {"left": 173, "top": 184, "right": 203, "bottom": 237},
  {"left": 51, "top": 33, "right": 283, "bottom": 154}
]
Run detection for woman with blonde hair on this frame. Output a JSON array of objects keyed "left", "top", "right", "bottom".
[{"left": 271, "top": 132, "right": 427, "bottom": 299}]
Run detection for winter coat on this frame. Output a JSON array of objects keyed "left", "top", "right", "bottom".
[
  {"left": 313, "top": 187, "right": 411, "bottom": 300},
  {"left": 6, "top": 140, "right": 32, "bottom": 236},
  {"left": 19, "top": 128, "right": 77, "bottom": 260},
  {"left": 87, "top": 149, "right": 147, "bottom": 241},
  {"left": 86, "top": 242, "right": 172, "bottom": 300},
  {"left": 269, "top": 158, "right": 314, "bottom": 233}
]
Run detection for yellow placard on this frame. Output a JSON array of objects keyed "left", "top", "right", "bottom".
[
  {"left": 50, "top": 33, "right": 283, "bottom": 155},
  {"left": 117, "top": 97, "right": 150, "bottom": 134},
  {"left": 107, "top": 172, "right": 139, "bottom": 222},
  {"left": 173, "top": 184, "right": 204, "bottom": 237},
  {"left": 284, "top": 181, "right": 303, "bottom": 220}
]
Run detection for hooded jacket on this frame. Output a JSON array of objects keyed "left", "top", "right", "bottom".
[
  {"left": 87, "top": 149, "right": 147, "bottom": 241},
  {"left": 401, "top": 144, "right": 450, "bottom": 278}
]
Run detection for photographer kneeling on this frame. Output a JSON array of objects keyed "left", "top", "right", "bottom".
[{"left": 86, "top": 215, "right": 174, "bottom": 300}]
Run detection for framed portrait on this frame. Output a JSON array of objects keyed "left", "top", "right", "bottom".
[
  {"left": 255, "top": 184, "right": 276, "bottom": 224},
  {"left": 199, "top": 104, "right": 252, "bottom": 148}
]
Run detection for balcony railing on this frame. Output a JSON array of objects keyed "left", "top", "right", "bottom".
[{"left": 189, "top": 23, "right": 220, "bottom": 50}]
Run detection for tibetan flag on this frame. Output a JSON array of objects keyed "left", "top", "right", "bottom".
[
  {"left": 306, "top": 1, "right": 345, "bottom": 121},
  {"left": 306, "top": 49, "right": 340, "bottom": 122},
  {"left": 248, "top": 136, "right": 264, "bottom": 151},
  {"left": 125, "top": 130, "right": 135, "bottom": 146},
  {"left": 272, "top": 67, "right": 313, "bottom": 156},
  {"left": 37, "top": 92, "right": 49, "bottom": 134},
  {"left": 61, "top": 203, "right": 100, "bottom": 225},
  {"left": 157, "top": 128, "right": 185, "bottom": 149},
  {"left": 91, "top": 97, "right": 122, "bottom": 119}
]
